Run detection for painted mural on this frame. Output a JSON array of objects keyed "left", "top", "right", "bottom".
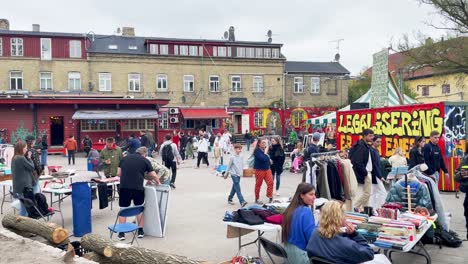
[
  {"left": 266, "top": 111, "right": 282, "bottom": 135},
  {"left": 444, "top": 105, "right": 466, "bottom": 158}
]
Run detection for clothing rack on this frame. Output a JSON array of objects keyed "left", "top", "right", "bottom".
[{"left": 310, "top": 150, "right": 341, "bottom": 157}]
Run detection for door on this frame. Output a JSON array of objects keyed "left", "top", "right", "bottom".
[
  {"left": 41, "top": 38, "right": 52, "bottom": 60},
  {"left": 235, "top": 115, "right": 242, "bottom": 134},
  {"left": 50, "top": 116, "right": 64, "bottom": 145},
  {"left": 241, "top": 114, "right": 250, "bottom": 133}
]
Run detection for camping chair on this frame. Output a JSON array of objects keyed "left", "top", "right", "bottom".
[
  {"left": 259, "top": 237, "right": 289, "bottom": 264},
  {"left": 108, "top": 205, "right": 145, "bottom": 245},
  {"left": 309, "top": 256, "right": 335, "bottom": 264},
  {"left": 12, "top": 192, "right": 64, "bottom": 227}
]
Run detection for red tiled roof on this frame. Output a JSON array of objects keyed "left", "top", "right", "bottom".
[
  {"left": 364, "top": 51, "right": 434, "bottom": 79},
  {"left": 180, "top": 108, "right": 230, "bottom": 119}
]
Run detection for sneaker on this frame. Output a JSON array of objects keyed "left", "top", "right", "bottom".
[
  {"left": 138, "top": 228, "right": 144, "bottom": 238},
  {"left": 269, "top": 198, "right": 273, "bottom": 203},
  {"left": 275, "top": 192, "right": 280, "bottom": 196},
  {"left": 241, "top": 201, "right": 248, "bottom": 208},
  {"left": 118, "top": 232, "right": 125, "bottom": 241},
  {"left": 170, "top": 183, "right": 176, "bottom": 189},
  {"left": 255, "top": 200, "right": 263, "bottom": 205},
  {"left": 228, "top": 200, "right": 235, "bottom": 205}
]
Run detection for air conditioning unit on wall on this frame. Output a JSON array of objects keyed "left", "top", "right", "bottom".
[
  {"left": 170, "top": 117, "right": 179, "bottom": 123},
  {"left": 169, "top": 108, "right": 179, "bottom": 114}
]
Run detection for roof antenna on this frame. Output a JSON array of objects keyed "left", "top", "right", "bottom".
[{"left": 329, "top": 38, "right": 344, "bottom": 62}]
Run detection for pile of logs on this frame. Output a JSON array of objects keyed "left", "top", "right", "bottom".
[{"left": 1, "top": 213, "right": 206, "bottom": 264}]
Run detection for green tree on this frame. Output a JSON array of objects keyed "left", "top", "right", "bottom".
[{"left": 348, "top": 77, "right": 371, "bottom": 104}]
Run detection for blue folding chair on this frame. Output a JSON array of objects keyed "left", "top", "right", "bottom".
[{"left": 108, "top": 205, "right": 145, "bottom": 245}]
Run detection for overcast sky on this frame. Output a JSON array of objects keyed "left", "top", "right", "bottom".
[{"left": 2, "top": 0, "right": 447, "bottom": 75}]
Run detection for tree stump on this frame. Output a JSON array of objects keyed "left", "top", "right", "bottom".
[
  {"left": 81, "top": 234, "right": 203, "bottom": 264},
  {"left": 1, "top": 213, "right": 68, "bottom": 245}
]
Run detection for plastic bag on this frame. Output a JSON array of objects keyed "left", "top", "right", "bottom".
[{"left": 369, "top": 178, "right": 387, "bottom": 209}]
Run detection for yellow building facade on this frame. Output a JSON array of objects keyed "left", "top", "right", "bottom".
[{"left": 407, "top": 73, "right": 467, "bottom": 103}]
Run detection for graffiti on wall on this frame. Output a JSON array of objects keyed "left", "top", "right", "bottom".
[
  {"left": 444, "top": 105, "right": 466, "bottom": 157},
  {"left": 266, "top": 111, "right": 282, "bottom": 135},
  {"left": 10, "top": 121, "right": 34, "bottom": 144}
]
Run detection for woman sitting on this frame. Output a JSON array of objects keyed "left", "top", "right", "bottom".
[
  {"left": 290, "top": 142, "right": 304, "bottom": 173},
  {"left": 281, "top": 183, "right": 316, "bottom": 264},
  {"left": 307, "top": 200, "right": 374, "bottom": 264}
]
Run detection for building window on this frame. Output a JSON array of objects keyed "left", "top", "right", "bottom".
[
  {"left": 254, "top": 111, "right": 263, "bottom": 127},
  {"left": 157, "top": 74, "right": 168, "bottom": 91},
  {"left": 256, "top": 48, "right": 263, "bottom": 58},
  {"left": 128, "top": 73, "right": 141, "bottom": 92},
  {"left": 180, "top": 45, "right": 189, "bottom": 56},
  {"left": 0, "top": 38, "right": 2, "bottom": 56},
  {"left": 311, "top": 77, "right": 320, "bottom": 94},
  {"left": 442, "top": 84, "right": 450, "bottom": 94},
  {"left": 217, "top": 47, "right": 227, "bottom": 57},
  {"left": 98, "top": 73, "right": 111, "bottom": 91},
  {"left": 108, "top": 44, "right": 118, "bottom": 50},
  {"left": 160, "top": 44, "right": 168, "bottom": 55},
  {"left": 422, "top": 86, "right": 429, "bottom": 96},
  {"left": 189, "top": 46, "right": 198, "bottom": 56},
  {"left": 150, "top": 44, "right": 158, "bottom": 54},
  {"left": 199, "top": 46, "right": 204, "bottom": 56},
  {"left": 246, "top": 48, "right": 254, "bottom": 58},
  {"left": 183, "top": 75, "right": 194, "bottom": 92},
  {"left": 128, "top": 45, "right": 138, "bottom": 50},
  {"left": 264, "top": 48, "right": 271, "bottom": 58},
  {"left": 231, "top": 76, "right": 242, "bottom": 92},
  {"left": 174, "top": 45, "right": 179, "bottom": 55},
  {"left": 253, "top": 76, "right": 264, "bottom": 93},
  {"left": 11, "top": 38, "right": 23, "bottom": 56},
  {"left": 211, "top": 119, "right": 220, "bottom": 128},
  {"left": 292, "top": 111, "right": 305, "bottom": 127},
  {"left": 237, "top": 47, "right": 245, "bottom": 57},
  {"left": 294, "top": 77, "right": 304, "bottom": 93},
  {"left": 159, "top": 112, "right": 168, "bottom": 129},
  {"left": 10, "top": 71, "right": 23, "bottom": 90},
  {"left": 272, "top": 48, "right": 280, "bottom": 58},
  {"left": 40, "top": 72, "right": 53, "bottom": 90},
  {"left": 209, "top": 75, "right": 220, "bottom": 92},
  {"left": 68, "top": 72, "right": 81, "bottom": 90},
  {"left": 185, "top": 119, "right": 195, "bottom": 129},
  {"left": 121, "top": 119, "right": 154, "bottom": 131},
  {"left": 69, "top": 40, "right": 81, "bottom": 58},
  {"left": 81, "top": 120, "right": 117, "bottom": 131}
]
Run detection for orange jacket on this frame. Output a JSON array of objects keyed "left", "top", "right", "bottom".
[{"left": 64, "top": 138, "right": 78, "bottom": 151}]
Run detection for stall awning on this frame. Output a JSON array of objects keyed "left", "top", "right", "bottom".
[
  {"left": 180, "top": 108, "right": 230, "bottom": 119},
  {"left": 72, "top": 110, "right": 158, "bottom": 120}
]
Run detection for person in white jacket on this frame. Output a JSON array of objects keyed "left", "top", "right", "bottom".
[{"left": 196, "top": 134, "right": 210, "bottom": 168}]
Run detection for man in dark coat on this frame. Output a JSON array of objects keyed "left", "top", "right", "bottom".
[{"left": 423, "top": 130, "right": 448, "bottom": 183}]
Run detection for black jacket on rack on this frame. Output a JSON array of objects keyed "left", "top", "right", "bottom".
[{"left": 326, "top": 160, "right": 345, "bottom": 201}]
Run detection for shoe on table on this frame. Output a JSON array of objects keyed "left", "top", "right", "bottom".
[
  {"left": 118, "top": 232, "right": 125, "bottom": 241},
  {"left": 241, "top": 201, "right": 248, "bottom": 208},
  {"left": 138, "top": 228, "right": 144, "bottom": 238},
  {"left": 228, "top": 200, "right": 235, "bottom": 205}
]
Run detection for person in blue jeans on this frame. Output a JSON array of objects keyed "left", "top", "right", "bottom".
[
  {"left": 244, "top": 130, "right": 252, "bottom": 151},
  {"left": 226, "top": 144, "right": 247, "bottom": 207}
]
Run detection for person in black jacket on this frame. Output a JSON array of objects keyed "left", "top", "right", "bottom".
[
  {"left": 423, "top": 130, "right": 448, "bottom": 183},
  {"left": 269, "top": 136, "right": 286, "bottom": 196},
  {"left": 408, "top": 136, "right": 425, "bottom": 169},
  {"left": 179, "top": 132, "right": 188, "bottom": 160},
  {"left": 349, "top": 129, "right": 374, "bottom": 209}
]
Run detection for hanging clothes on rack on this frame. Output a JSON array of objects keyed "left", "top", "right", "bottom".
[
  {"left": 326, "top": 160, "right": 344, "bottom": 201},
  {"left": 385, "top": 176, "right": 433, "bottom": 210}
]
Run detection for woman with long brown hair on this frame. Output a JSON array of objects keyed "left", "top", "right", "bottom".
[
  {"left": 281, "top": 183, "right": 316, "bottom": 263},
  {"left": 11, "top": 141, "right": 35, "bottom": 216},
  {"left": 306, "top": 201, "right": 374, "bottom": 264}
]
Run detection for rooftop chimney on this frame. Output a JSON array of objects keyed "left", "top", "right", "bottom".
[
  {"left": 32, "top": 24, "right": 40, "bottom": 32},
  {"left": 0, "top": 19, "right": 10, "bottom": 30},
  {"left": 122, "top": 27, "right": 135, "bottom": 37}
]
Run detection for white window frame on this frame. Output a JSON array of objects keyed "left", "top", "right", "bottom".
[
  {"left": 246, "top": 48, "right": 254, "bottom": 58},
  {"left": 272, "top": 48, "right": 280, "bottom": 58},
  {"left": 256, "top": 48, "right": 263, "bottom": 58},
  {"left": 9, "top": 71, "right": 23, "bottom": 90},
  {"left": 217, "top": 47, "right": 226, "bottom": 57},
  {"left": 174, "top": 45, "right": 179, "bottom": 55},
  {"left": 0, "top": 38, "right": 2, "bottom": 56},
  {"left": 209, "top": 75, "right": 220, "bottom": 92},
  {"left": 108, "top": 44, "right": 118, "bottom": 50},
  {"left": 293, "top": 111, "right": 305, "bottom": 127},
  {"left": 237, "top": 47, "right": 245, "bottom": 57},
  {"left": 199, "top": 46, "right": 204, "bottom": 56},
  {"left": 69, "top": 40, "right": 82, "bottom": 58},
  {"left": 98, "top": 72, "right": 112, "bottom": 91},
  {"left": 231, "top": 76, "right": 242, "bottom": 92},
  {"left": 128, "top": 45, "right": 138, "bottom": 50},
  {"left": 149, "top": 44, "right": 158, "bottom": 54},
  {"left": 160, "top": 44, "right": 168, "bottom": 55},
  {"left": 311, "top": 77, "right": 320, "bottom": 94},
  {"left": 68, "top": 72, "right": 81, "bottom": 90},
  {"left": 41, "top": 38, "right": 52, "bottom": 60},
  {"left": 253, "top": 76, "right": 264, "bottom": 93},
  {"left": 189, "top": 45, "right": 198, "bottom": 56},
  {"left": 180, "top": 45, "right": 188, "bottom": 56},
  {"left": 264, "top": 48, "right": 271, "bottom": 58},
  {"left": 159, "top": 112, "right": 168, "bottom": 129},
  {"left": 254, "top": 112, "right": 263, "bottom": 127},
  {"left": 81, "top": 120, "right": 117, "bottom": 132},
  {"left": 11, "top": 38, "right": 23, "bottom": 56},
  {"left": 183, "top": 75, "right": 194, "bottom": 92},
  {"left": 157, "top": 74, "right": 168, "bottom": 91},
  {"left": 294, "top": 77, "right": 304, "bottom": 93},
  {"left": 128, "top": 73, "right": 141, "bottom": 92},
  {"left": 39, "top": 72, "right": 53, "bottom": 91}
]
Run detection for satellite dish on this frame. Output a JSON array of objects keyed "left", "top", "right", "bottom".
[
  {"left": 268, "top": 37, "right": 272, "bottom": 43},
  {"left": 334, "top": 53, "right": 340, "bottom": 61},
  {"left": 223, "top": 31, "right": 229, "bottom": 40},
  {"left": 267, "top": 30, "right": 272, "bottom": 38}
]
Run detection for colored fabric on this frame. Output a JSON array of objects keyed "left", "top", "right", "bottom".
[
  {"left": 146, "top": 157, "right": 172, "bottom": 185},
  {"left": 385, "top": 178, "right": 433, "bottom": 210},
  {"left": 254, "top": 169, "right": 273, "bottom": 200},
  {"left": 119, "top": 153, "right": 154, "bottom": 191},
  {"left": 254, "top": 148, "right": 270, "bottom": 170},
  {"left": 64, "top": 138, "right": 78, "bottom": 151},
  {"left": 288, "top": 206, "right": 316, "bottom": 251}
]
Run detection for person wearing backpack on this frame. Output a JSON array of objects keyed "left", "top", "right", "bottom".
[
  {"left": 160, "top": 134, "right": 181, "bottom": 189},
  {"left": 455, "top": 153, "right": 468, "bottom": 240}
]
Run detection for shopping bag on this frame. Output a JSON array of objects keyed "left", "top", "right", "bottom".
[{"left": 369, "top": 178, "right": 387, "bottom": 209}]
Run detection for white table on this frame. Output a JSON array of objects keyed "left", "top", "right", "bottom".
[
  {"left": 0, "top": 180, "right": 12, "bottom": 214},
  {"left": 224, "top": 221, "right": 282, "bottom": 258}
]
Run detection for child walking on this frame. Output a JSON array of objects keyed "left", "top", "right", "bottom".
[{"left": 226, "top": 144, "right": 247, "bottom": 207}]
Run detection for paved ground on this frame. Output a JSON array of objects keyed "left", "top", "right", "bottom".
[{"left": 1, "top": 150, "right": 467, "bottom": 263}]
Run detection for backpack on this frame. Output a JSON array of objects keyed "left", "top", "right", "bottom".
[
  {"left": 161, "top": 144, "right": 174, "bottom": 165},
  {"left": 438, "top": 229, "right": 463, "bottom": 248}
]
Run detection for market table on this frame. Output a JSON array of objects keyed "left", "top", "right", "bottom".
[
  {"left": 224, "top": 221, "right": 282, "bottom": 258},
  {"left": 0, "top": 180, "right": 12, "bottom": 214}
]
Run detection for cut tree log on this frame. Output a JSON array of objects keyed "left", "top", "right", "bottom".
[
  {"left": 81, "top": 233, "right": 203, "bottom": 264},
  {"left": 1, "top": 213, "right": 69, "bottom": 245},
  {"left": 83, "top": 252, "right": 114, "bottom": 264}
]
